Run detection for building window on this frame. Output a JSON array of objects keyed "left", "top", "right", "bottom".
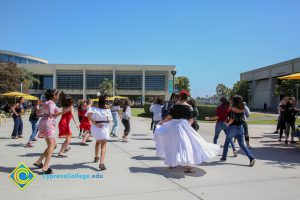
[
  {"left": 116, "top": 71, "right": 142, "bottom": 90},
  {"left": 86, "top": 71, "right": 113, "bottom": 89},
  {"left": 57, "top": 70, "right": 83, "bottom": 89},
  {"left": 145, "top": 75, "right": 167, "bottom": 91}
]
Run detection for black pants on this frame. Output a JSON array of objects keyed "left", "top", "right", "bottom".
[
  {"left": 78, "top": 116, "right": 83, "bottom": 133},
  {"left": 285, "top": 121, "right": 295, "bottom": 139},
  {"left": 279, "top": 117, "right": 286, "bottom": 139},
  {"left": 122, "top": 119, "right": 130, "bottom": 136}
]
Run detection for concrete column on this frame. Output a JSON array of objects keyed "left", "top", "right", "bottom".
[
  {"left": 83, "top": 68, "right": 86, "bottom": 100},
  {"left": 113, "top": 68, "right": 116, "bottom": 96},
  {"left": 53, "top": 65, "right": 57, "bottom": 89},
  {"left": 142, "top": 69, "right": 145, "bottom": 105}
]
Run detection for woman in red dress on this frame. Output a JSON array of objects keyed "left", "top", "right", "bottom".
[
  {"left": 80, "top": 99, "right": 92, "bottom": 145},
  {"left": 58, "top": 94, "right": 79, "bottom": 157}
]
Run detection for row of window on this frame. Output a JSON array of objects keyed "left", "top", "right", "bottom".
[
  {"left": 32, "top": 74, "right": 167, "bottom": 91},
  {"left": 0, "top": 54, "right": 46, "bottom": 64}
]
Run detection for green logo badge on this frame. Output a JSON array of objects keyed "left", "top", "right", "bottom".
[{"left": 8, "top": 162, "right": 36, "bottom": 190}]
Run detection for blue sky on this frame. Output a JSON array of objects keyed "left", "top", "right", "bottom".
[{"left": 1, "top": 0, "right": 300, "bottom": 97}]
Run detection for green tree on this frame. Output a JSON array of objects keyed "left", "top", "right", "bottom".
[
  {"left": 99, "top": 78, "right": 113, "bottom": 96},
  {"left": 216, "top": 84, "right": 231, "bottom": 99},
  {"left": 21, "top": 69, "right": 40, "bottom": 93},
  {"left": 176, "top": 76, "right": 191, "bottom": 92},
  {"left": 275, "top": 80, "right": 300, "bottom": 97},
  {"left": 229, "top": 80, "right": 249, "bottom": 102},
  {"left": 0, "top": 62, "right": 23, "bottom": 93}
]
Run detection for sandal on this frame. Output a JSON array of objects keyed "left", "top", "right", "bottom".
[
  {"left": 86, "top": 139, "right": 92, "bottom": 142},
  {"left": 99, "top": 164, "right": 106, "bottom": 171},
  {"left": 64, "top": 147, "right": 71, "bottom": 152},
  {"left": 33, "top": 162, "right": 43, "bottom": 169},
  {"left": 42, "top": 168, "right": 54, "bottom": 174},
  {"left": 184, "top": 167, "right": 195, "bottom": 173},
  {"left": 94, "top": 157, "right": 100, "bottom": 162}
]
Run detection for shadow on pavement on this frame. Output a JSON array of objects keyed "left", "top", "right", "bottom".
[
  {"left": 50, "top": 162, "right": 99, "bottom": 171},
  {"left": 140, "top": 147, "right": 156, "bottom": 151},
  {"left": 6, "top": 143, "right": 24, "bottom": 147},
  {"left": 131, "top": 155, "right": 162, "bottom": 161},
  {"left": 129, "top": 166, "right": 206, "bottom": 179}
]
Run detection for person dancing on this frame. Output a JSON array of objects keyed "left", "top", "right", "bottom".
[
  {"left": 34, "top": 89, "right": 71, "bottom": 174},
  {"left": 57, "top": 94, "right": 79, "bottom": 157},
  {"left": 121, "top": 100, "right": 132, "bottom": 142},
  {"left": 110, "top": 98, "right": 121, "bottom": 137},
  {"left": 220, "top": 95, "right": 256, "bottom": 167},
  {"left": 154, "top": 90, "right": 220, "bottom": 173},
  {"left": 87, "top": 92, "right": 112, "bottom": 170},
  {"left": 80, "top": 99, "right": 92, "bottom": 146}
]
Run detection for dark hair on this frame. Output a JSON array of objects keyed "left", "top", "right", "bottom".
[
  {"left": 232, "top": 95, "right": 244, "bottom": 110},
  {"left": 187, "top": 99, "right": 196, "bottom": 107},
  {"left": 123, "top": 99, "right": 131, "bottom": 112},
  {"left": 180, "top": 93, "right": 188, "bottom": 101},
  {"left": 113, "top": 98, "right": 120, "bottom": 106},
  {"left": 44, "top": 89, "right": 59, "bottom": 101},
  {"left": 98, "top": 92, "right": 108, "bottom": 109},
  {"left": 220, "top": 97, "right": 228, "bottom": 107},
  {"left": 169, "top": 92, "right": 180, "bottom": 103},
  {"left": 155, "top": 97, "right": 163, "bottom": 105},
  {"left": 17, "top": 96, "right": 24, "bottom": 103},
  {"left": 61, "top": 94, "right": 74, "bottom": 108}
]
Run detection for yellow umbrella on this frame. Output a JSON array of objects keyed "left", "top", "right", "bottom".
[
  {"left": 278, "top": 73, "right": 300, "bottom": 80},
  {"left": 1, "top": 91, "right": 38, "bottom": 100},
  {"left": 91, "top": 96, "right": 128, "bottom": 102}
]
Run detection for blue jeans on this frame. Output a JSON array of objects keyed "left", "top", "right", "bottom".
[
  {"left": 29, "top": 120, "right": 39, "bottom": 142},
  {"left": 12, "top": 117, "right": 23, "bottom": 137},
  {"left": 214, "top": 122, "right": 236, "bottom": 152},
  {"left": 222, "top": 125, "right": 255, "bottom": 161},
  {"left": 111, "top": 112, "right": 119, "bottom": 135}
]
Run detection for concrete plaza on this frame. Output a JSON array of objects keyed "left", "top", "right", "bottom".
[{"left": 0, "top": 115, "right": 300, "bottom": 200}]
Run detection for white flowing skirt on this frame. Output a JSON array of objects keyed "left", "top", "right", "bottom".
[
  {"left": 90, "top": 124, "right": 110, "bottom": 140},
  {"left": 154, "top": 119, "right": 220, "bottom": 167}
]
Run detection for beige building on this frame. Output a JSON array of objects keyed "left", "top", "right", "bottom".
[
  {"left": 240, "top": 57, "right": 300, "bottom": 110},
  {"left": 18, "top": 64, "right": 176, "bottom": 102}
]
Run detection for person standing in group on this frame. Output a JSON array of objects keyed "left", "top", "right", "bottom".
[
  {"left": 278, "top": 98, "right": 287, "bottom": 141},
  {"left": 87, "top": 92, "right": 112, "bottom": 170},
  {"left": 161, "top": 92, "right": 180, "bottom": 120},
  {"left": 150, "top": 101, "right": 154, "bottom": 130},
  {"left": 10, "top": 96, "right": 25, "bottom": 139},
  {"left": 242, "top": 102, "right": 251, "bottom": 148},
  {"left": 284, "top": 97, "right": 298, "bottom": 144},
  {"left": 78, "top": 100, "right": 84, "bottom": 137},
  {"left": 121, "top": 99, "right": 132, "bottom": 142},
  {"left": 26, "top": 100, "right": 41, "bottom": 148},
  {"left": 187, "top": 98, "right": 200, "bottom": 131},
  {"left": 150, "top": 97, "right": 163, "bottom": 133},
  {"left": 110, "top": 98, "right": 121, "bottom": 138},
  {"left": 154, "top": 90, "right": 220, "bottom": 173},
  {"left": 80, "top": 99, "right": 92, "bottom": 146},
  {"left": 274, "top": 99, "right": 286, "bottom": 134},
  {"left": 220, "top": 95, "right": 256, "bottom": 167},
  {"left": 205, "top": 97, "right": 237, "bottom": 157},
  {"left": 34, "top": 89, "right": 71, "bottom": 174},
  {"left": 57, "top": 94, "right": 79, "bottom": 157}
]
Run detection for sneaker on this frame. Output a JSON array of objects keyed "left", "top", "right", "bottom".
[
  {"left": 273, "top": 131, "right": 278, "bottom": 134},
  {"left": 32, "top": 138, "right": 38, "bottom": 142},
  {"left": 290, "top": 140, "right": 297, "bottom": 144},
  {"left": 233, "top": 151, "right": 238, "bottom": 157},
  {"left": 80, "top": 142, "right": 89, "bottom": 146},
  {"left": 249, "top": 159, "right": 256, "bottom": 167},
  {"left": 220, "top": 158, "right": 226, "bottom": 162},
  {"left": 11, "top": 136, "right": 18, "bottom": 139},
  {"left": 17, "top": 135, "right": 24, "bottom": 138},
  {"left": 111, "top": 134, "right": 118, "bottom": 138},
  {"left": 285, "top": 140, "right": 288, "bottom": 144}
]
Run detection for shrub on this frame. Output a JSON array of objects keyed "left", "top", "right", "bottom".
[
  {"left": 143, "top": 104, "right": 152, "bottom": 117},
  {"left": 197, "top": 105, "right": 217, "bottom": 120}
]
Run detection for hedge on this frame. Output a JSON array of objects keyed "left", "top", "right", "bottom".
[{"left": 143, "top": 104, "right": 217, "bottom": 120}]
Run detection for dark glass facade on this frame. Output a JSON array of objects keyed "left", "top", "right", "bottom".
[
  {"left": 57, "top": 70, "right": 83, "bottom": 89},
  {"left": 32, "top": 75, "right": 53, "bottom": 90},
  {"left": 86, "top": 71, "right": 113, "bottom": 89}
]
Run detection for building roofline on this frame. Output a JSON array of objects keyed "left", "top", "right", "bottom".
[{"left": 0, "top": 50, "right": 48, "bottom": 64}]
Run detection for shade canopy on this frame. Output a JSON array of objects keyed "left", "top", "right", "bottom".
[
  {"left": 91, "top": 96, "right": 128, "bottom": 102},
  {"left": 0, "top": 91, "right": 38, "bottom": 100},
  {"left": 278, "top": 73, "right": 300, "bottom": 80}
]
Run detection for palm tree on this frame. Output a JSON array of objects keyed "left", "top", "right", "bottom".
[
  {"left": 99, "top": 78, "right": 113, "bottom": 96},
  {"left": 22, "top": 69, "right": 40, "bottom": 90}
]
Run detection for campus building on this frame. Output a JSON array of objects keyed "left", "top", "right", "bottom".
[
  {"left": 0, "top": 50, "right": 48, "bottom": 64},
  {"left": 1, "top": 50, "right": 176, "bottom": 102},
  {"left": 240, "top": 57, "right": 300, "bottom": 110}
]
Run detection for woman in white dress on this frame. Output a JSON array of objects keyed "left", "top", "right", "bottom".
[
  {"left": 154, "top": 90, "right": 220, "bottom": 173},
  {"left": 87, "top": 92, "right": 112, "bottom": 170}
]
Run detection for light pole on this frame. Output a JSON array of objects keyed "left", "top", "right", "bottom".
[
  {"left": 296, "top": 84, "right": 300, "bottom": 108},
  {"left": 171, "top": 70, "right": 176, "bottom": 92},
  {"left": 20, "top": 77, "right": 25, "bottom": 93}
]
